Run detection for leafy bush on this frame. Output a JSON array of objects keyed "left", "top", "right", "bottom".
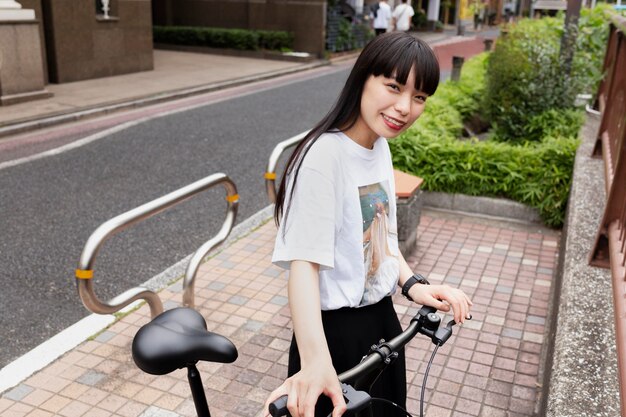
[
  {"left": 326, "top": 7, "right": 374, "bottom": 53},
  {"left": 483, "top": 7, "right": 610, "bottom": 141},
  {"left": 437, "top": 53, "right": 488, "bottom": 119},
  {"left": 573, "top": 4, "right": 614, "bottom": 93},
  {"left": 388, "top": 10, "right": 615, "bottom": 226},
  {"left": 389, "top": 54, "right": 582, "bottom": 227},
  {"left": 412, "top": 9, "right": 428, "bottom": 29},
  {"left": 257, "top": 30, "right": 295, "bottom": 51},
  {"left": 391, "top": 132, "right": 579, "bottom": 227},
  {"left": 484, "top": 19, "right": 574, "bottom": 140},
  {"left": 153, "top": 26, "right": 294, "bottom": 51},
  {"left": 523, "top": 108, "right": 584, "bottom": 142}
]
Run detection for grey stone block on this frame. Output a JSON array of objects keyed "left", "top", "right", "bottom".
[
  {"left": 77, "top": 370, "right": 107, "bottom": 386},
  {"left": 2, "top": 384, "right": 33, "bottom": 401},
  {"left": 422, "top": 191, "right": 542, "bottom": 223}
]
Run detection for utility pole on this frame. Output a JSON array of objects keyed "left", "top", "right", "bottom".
[
  {"left": 456, "top": 0, "right": 465, "bottom": 35},
  {"left": 495, "top": 0, "right": 502, "bottom": 24},
  {"left": 560, "top": 0, "right": 583, "bottom": 76}
]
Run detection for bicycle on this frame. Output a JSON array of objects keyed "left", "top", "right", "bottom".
[{"left": 132, "top": 304, "right": 467, "bottom": 417}]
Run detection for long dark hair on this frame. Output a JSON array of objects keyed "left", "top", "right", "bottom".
[{"left": 274, "top": 32, "right": 440, "bottom": 226}]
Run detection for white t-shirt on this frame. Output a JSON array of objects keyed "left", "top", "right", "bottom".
[
  {"left": 373, "top": 1, "right": 392, "bottom": 30},
  {"left": 393, "top": 3, "right": 415, "bottom": 31},
  {"left": 273, "top": 132, "right": 400, "bottom": 310}
]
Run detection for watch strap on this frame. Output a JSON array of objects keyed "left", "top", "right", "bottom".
[{"left": 401, "top": 273, "right": 430, "bottom": 302}]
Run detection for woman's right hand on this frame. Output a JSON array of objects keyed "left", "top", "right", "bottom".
[
  {"left": 264, "top": 359, "right": 347, "bottom": 417},
  {"left": 266, "top": 260, "right": 346, "bottom": 417}
]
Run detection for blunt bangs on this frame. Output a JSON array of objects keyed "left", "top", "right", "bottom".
[{"left": 357, "top": 33, "right": 440, "bottom": 96}]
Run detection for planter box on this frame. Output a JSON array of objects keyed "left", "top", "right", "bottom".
[{"left": 394, "top": 169, "right": 424, "bottom": 257}]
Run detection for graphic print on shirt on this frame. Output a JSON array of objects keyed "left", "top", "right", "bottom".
[{"left": 359, "top": 181, "right": 399, "bottom": 306}]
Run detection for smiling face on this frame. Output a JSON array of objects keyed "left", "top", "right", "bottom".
[{"left": 344, "top": 66, "right": 428, "bottom": 149}]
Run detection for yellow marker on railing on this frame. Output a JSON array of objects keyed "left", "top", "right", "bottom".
[
  {"left": 265, "top": 131, "right": 308, "bottom": 203},
  {"left": 226, "top": 194, "right": 239, "bottom": 203},
  {"left": 76, "top": 173, "right": 238, "bottom": 317},
  {"left": 75, "top": 269, "right": 94, "bottom": 280}
]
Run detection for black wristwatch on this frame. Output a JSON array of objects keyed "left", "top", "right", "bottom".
[{"left": 401, "top": 273, "right": 430, "bottom": 302}]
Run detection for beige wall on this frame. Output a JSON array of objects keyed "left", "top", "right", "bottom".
[
  {"left": 40, "top": 0, "right": 154, "bottom": 83},
  {"left": 18, "top": 0, "right": 48, "bottom": 84},
  {"left": 0, "top": 21, "right": 48, "bottom": 101},
  {"left": 153, "top": 0, "right": 327, "bottom": 57}
]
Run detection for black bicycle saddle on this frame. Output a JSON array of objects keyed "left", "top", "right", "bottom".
[{"left": 132, "top": 307, "right": 238, "bottom": 375}]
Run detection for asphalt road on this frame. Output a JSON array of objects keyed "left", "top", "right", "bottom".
[{"left": 0, "top": 65, "right": 350, "bottom": 368}]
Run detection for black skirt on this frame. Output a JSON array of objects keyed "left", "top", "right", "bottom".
[{"left": 288, "top": 296, "right": 407, "bottom": 417}]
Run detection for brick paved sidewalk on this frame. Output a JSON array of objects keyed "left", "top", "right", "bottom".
[{"left": 0, "top": 209, "right": 559, "bottom": 417}]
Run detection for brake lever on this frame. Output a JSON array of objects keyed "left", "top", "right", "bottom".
[
  {"left": 268, "top": 383, "right": 371, "bottom": 417},
  {"left": 333, "top": 383, "right": 371, "bottom": 416},
  {"left": 433, "top": 315, "right": 472, "bottom": 346}
]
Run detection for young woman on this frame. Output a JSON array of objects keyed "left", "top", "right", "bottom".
[{"left": 264, "top": 32, "right": 473, "bottom": 417}]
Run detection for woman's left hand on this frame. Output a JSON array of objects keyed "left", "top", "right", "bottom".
[{"left": 408, "top": 284, "right": 473, "bottom": 324}]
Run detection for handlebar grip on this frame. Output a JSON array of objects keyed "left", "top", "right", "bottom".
[{"left": 269, "top": 395, "right": 290, "bottom": 417}]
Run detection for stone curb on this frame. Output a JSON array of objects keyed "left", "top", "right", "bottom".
[
  {"left": 543, "top": 115, "right": 620, "bottom": 416},
  {"left": 422, "top": 191, "right": 543, "bottom": 224}
]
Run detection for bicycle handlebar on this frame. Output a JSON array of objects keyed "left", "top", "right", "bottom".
[{"left": 269, "top": 305, "right": 463, "bottom": 417}]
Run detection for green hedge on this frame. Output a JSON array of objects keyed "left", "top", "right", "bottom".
[
  {"left": 390, "top": 53, "right": 582, "bottom": 228},
  {"left": 387, "top": 10, "right": 614, "bottom": 226},
  {"left": 483, "top": 6, "right": 610, "bottom": 141},
  {"left": 436, "top": 52, "right": 487, "bottom": 119},
  {"left": 391, "top": 132, "right": 580, "bottom": 228},
  {"left": 153, "top": 26, "right": 294, "bottom": 52}
]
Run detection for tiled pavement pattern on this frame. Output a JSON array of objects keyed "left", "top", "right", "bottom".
[{"left": 0, "top": 208, "right": 559, "bottom": 417}]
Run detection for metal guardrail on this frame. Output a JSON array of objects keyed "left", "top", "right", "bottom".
[
  {"left": 75, "top": 173, "right": 239, "bottom": 318},
  {"left": 588, "top": 13, "right": 626, "bottom": 417},
  {"left": 265, "top": 131, "right": 309, "bottom": 203}
]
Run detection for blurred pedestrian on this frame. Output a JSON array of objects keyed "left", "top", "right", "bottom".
[
  {"left": 372, "top": 0, "right": 392, "bottom": 35},
  {"left": 392, "top": 0, "right": 415, "bottom": 32}
]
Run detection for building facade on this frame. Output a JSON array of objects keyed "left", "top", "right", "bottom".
[
  {"left": 0, "top": 0, "right": 153, "bottom": 105},
  {"left": 152, "top": 0, "right": 327, "bottom": 57}
]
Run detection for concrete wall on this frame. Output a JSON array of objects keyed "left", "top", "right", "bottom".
[
  {"left": 153, "top": 0, "right": 327, "bottom": 57},
  {"left": 40, "top": 0, "right": 154, "bottom": 83},
  {"left": 18, "top": 0, "right": 48, "bottom": 84},
  {"left": 0, "top": 20, "right": 50, "bottom": 104}
]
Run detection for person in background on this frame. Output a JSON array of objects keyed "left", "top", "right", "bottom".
[
  {"left": 372, "top": 0, "right": 392, "bottom": 35},
  {"left": 392, "top": 0, "right": 415, "bottom": 32}
]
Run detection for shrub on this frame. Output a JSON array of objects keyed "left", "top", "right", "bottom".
[
  {"left": 153, "top": 26, "right": 294, "bottom": 51},
  {"left": 483, "top": 8, "right": 610, "bottom": 141},
  {"left": 391, "top": 133, "right": 579, "bottom": 227},
  {"left": 484, "top": 19, "right": 574, "bottom": 141},
  {"left": 412, "top": 9, "right": 428, "bottom": 29},
  {"left": 573, "top": 4, "right": 614, "bottom": 94},
  {"left": 522, "top": 108, "right": 584, "bottom": 142},
  {"left": 389, "top": 54, "right": 582, "bottom": 227},
  {"left": 325, "top": 7, "right": 374, "bottom": 53},
  {"left": 437, "top": 52, "right": 488, "bottom": 119},
  {"left": 257, "top": 30, "right": 295, "bottom": 51}
]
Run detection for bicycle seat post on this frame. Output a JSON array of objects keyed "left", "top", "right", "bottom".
[{"left": 188, "top": 364, "right": 211, "bottom": 417}]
